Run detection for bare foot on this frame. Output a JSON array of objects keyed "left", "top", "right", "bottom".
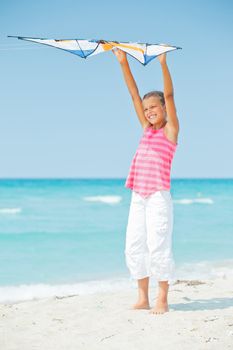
[
  {"left": 149, "top": 300, "right": 169, "bottom": 314},
  {"left": 132, "top": 300, "right": 150, "bottom": 310}
]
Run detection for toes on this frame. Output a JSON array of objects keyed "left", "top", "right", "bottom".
[{"left": 149, "top": 309, "right": 166, "bottom": 314}]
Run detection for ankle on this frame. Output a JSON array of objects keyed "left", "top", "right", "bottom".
[
  {"left": 138, "top": 295, "right": 149, "bottom": 302},
  {"left": 157, "top": 297, "right": 168, "bottom": 303}
]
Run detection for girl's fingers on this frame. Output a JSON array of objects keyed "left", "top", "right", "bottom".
[{"left": 112, "top": 48, "right": 119, "bottom": 56}]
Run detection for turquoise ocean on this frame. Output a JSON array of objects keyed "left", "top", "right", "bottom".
[{"left": 0, "top": 179, "right": 233, "bottom": 303}]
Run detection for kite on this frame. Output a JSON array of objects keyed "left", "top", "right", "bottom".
[{"left": 8, "top": 36, "right": 182, "bottom": 66}]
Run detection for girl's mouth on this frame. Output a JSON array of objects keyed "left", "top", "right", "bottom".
[{"left": 148, "top": 114, "right": 157, "bottom": 120}]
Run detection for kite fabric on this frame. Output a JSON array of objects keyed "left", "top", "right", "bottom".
[{"left": 8, "top": 36, "right": 182, "bottom": 65}]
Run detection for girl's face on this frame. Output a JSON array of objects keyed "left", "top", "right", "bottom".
[{"left": 142, "top": 96, "right": 166, "bottom": 126}]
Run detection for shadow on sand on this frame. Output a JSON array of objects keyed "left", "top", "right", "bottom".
[{"left": 170, "top": 297, "right": 233, "bottom": 311}]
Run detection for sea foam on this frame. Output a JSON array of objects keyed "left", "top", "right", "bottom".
[
  {"left": 0, "top": 208, "right": 22, "bottom": 214},
  {"left": 174, "top": 198, "right": 214, "bottom": 205},
  {"left": 83, "top": 196, "right": 122, "bottom": 204}
]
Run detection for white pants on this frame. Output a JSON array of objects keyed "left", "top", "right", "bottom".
[{"left": 125, "top": 190, "right": 176, "bottom": 285}]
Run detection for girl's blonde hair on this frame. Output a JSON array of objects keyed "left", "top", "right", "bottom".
[{"left": 142, "top": 91, "right": 165, "bottom": 106}]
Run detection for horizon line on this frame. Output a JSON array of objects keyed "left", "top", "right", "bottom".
[{"left": 0, "top": 177, "right": 232, "bottom": 180}]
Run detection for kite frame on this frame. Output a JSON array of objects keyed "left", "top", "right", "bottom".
[{"left": 8, "top": 36, "right": 182, "bottom": 66}]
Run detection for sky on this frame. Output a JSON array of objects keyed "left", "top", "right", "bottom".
[{"left": 1, "top": 0, "right": 233, "bottom": 179}]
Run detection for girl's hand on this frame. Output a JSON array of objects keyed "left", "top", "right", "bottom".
[
  {"left": 157, "top": 52, "right": 167, "bottom": 65},
  {"left": 112, "top": 48, "right": 127, "bottom": 64}
]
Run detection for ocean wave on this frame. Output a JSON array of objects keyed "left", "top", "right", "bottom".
[
  {"left": 0, "top": 277, "right": 133, "bottom": 304},
  {"left": 83, "top": 196, "right": 122, "bottom": 204},
  {"left": 1, "top": 260, "right": 233, "bottom": 303},
  {"left": 0, "top": 208, "right": 22, "bottom": 214},
  {"left": 176, "top": 259, "right": 233, "bottom": 280},
  {"left": 174, "top": 198, "right": 214, "bottom": 205}
]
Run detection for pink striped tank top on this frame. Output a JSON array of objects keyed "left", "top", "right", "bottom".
[{"left": 125, "top": 126, "right": 178, "bottom": 198}]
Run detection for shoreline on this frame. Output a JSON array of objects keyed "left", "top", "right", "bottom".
[{"left": 1, "top": 277, "right": 233, "bottom": 349}]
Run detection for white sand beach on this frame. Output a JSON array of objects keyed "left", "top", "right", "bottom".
[{"left": 1, "top": 277, "right": 233, "bottom": 350}]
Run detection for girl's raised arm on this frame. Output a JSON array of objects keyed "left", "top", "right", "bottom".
[
  {"left": 113, "top": 49, "right": 148, "bottom": 128},
  {"left": 158, "top": 53, "right": 179, "bottom": 132}
]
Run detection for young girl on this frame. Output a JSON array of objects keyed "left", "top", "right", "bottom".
[{"left": 113, "top": 48, "right": 179, "bottom": 314}]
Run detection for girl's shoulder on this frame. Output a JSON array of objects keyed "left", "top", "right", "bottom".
[{"left": 142, "top": 122, "right": 151, "bottom": 131}]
